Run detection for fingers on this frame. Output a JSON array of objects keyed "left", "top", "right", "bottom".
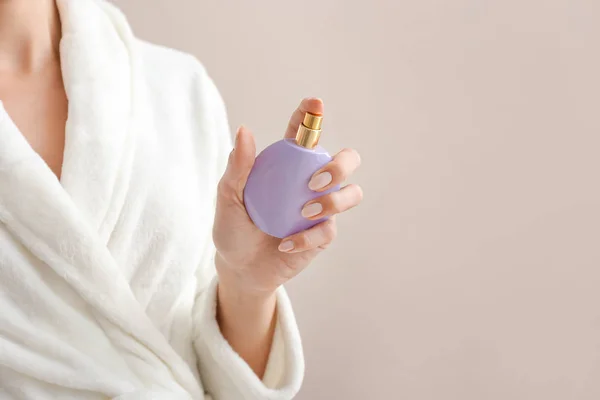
[
  {"left": 308, "top": 148, "right": 361, "bottom": 192},
  {"left": 284, "top": 98, "right": 325, "bottom": 139},
  {"left": 279, "top": 147, "right": 363, "bottom": 253},
  {"left": 219, "top": 126, "right": 256, "bottom": 200},
  {"left": 278, "top": 218, "right": 337, "bottom": 253},
  {"left": 301, "top": 184, "right": 363, "bottom": 220}
]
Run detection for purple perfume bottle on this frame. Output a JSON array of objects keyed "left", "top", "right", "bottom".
[{"left": 244, "top": 112, "right": 340, "bottom": 238}]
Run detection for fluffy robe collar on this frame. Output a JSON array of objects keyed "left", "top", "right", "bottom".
[{"left": 0, "top": 0, "right": 203, "bottom": 396}]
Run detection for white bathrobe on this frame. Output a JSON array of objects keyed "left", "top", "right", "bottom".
[{"left": 0, "top": 0, "right": 304, "bottom": 398}]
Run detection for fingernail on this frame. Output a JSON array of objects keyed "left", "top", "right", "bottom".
[
  {"left": 279, "top": 240, "right": 294, "bottom": 252},
  {"left": 301, "top": 202, "right": 323, "bottom": 218},
  {"left": 308, "top": 171, "right": 332, "bottom": 191}
]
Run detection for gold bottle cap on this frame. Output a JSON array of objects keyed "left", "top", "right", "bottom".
[
  {"left": 303, "top": 112, "right": 323, "bottom": 130},
  {"left": 295, "top": 112, "right": 323, "bottom": 149}
]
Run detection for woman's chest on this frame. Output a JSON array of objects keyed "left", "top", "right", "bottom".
[
  {"left": 0, "top": 64, "right": 68, "bottom": 180},
  {"left": 99, "top": 113, "right": 218, "bottom": 323}
]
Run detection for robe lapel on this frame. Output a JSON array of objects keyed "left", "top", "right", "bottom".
[
  {"left": 0, "top": 0, "right": 202, "bottom": 395},
  {"left": 57, "top": 0, "right": 137, "bottom": 244}
]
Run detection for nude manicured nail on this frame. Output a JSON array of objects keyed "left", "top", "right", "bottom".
[
  {"left": 301, "top": 202, "right": 323, "bottom": 218},
  {"left": 308, "top": 171, "right": 332, "bottom": 191},
  {"left": 279, "top": 241, "right": 294, "bottom": 252}
]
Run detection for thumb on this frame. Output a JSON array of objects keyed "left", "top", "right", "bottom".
[{"left": 221, "top": 125, "right": 256, "bottom": 198}]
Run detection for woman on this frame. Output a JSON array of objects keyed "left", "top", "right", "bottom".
[{"left": 0, "top": 0, "right": 362, "bottom": 398}]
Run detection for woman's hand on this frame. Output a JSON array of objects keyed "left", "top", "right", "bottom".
[
  {"left": 212, "top": 98, "right": 362, "bottom": 378},
  {"left": 213, "top": 98, "right": 363, "bottom": 296}
]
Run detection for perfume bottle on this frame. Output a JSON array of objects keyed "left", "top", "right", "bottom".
[{"left": 244, "top": 112, "right": 340, "bottom": 238}]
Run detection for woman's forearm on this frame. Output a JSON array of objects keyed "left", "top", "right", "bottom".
[{"left": 215, "top": 256, "right": 277, "bottom": 378}]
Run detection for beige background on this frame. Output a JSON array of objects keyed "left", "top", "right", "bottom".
[{"left": 113, "top": 1, "right": 600, "bottom": 399}]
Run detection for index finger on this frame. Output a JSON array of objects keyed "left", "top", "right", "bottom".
[{"left": 284, "top": 97, "right": 325, "bottom": 139}]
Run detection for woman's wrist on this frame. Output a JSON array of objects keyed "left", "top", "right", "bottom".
[
  {"left": 215, "top": 252, "right": 279, "bottom": 299},
  {"left": 215, "top": 253, "right": 278, "bottom": 377},
  {"left": 216, "top": 277, "right": 277, "bottom": 315}
]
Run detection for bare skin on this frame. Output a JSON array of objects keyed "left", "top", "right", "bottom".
[
  {"left": 0, "top": 0, "right": 66, "bottom": 180},
  {"left": 0, "top": 0, "right": 363, "bottom": 380}
]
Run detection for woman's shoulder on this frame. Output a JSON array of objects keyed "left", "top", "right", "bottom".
[
  {"left": 136, "top": 40, "right": 205, "bottom": 73},
  {"left": 134, "top": 39, "right": 220, "bottom": 103},
  {"left": 132, "top": 39, "right": 231, "bottom": 172}
]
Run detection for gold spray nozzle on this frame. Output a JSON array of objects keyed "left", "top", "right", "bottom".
[
  {"left": 303, "top": 112, "right": 323, "bottom": 130},
  {"left": 295, "top": 112, "right": 322, "bottom": 149}
]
